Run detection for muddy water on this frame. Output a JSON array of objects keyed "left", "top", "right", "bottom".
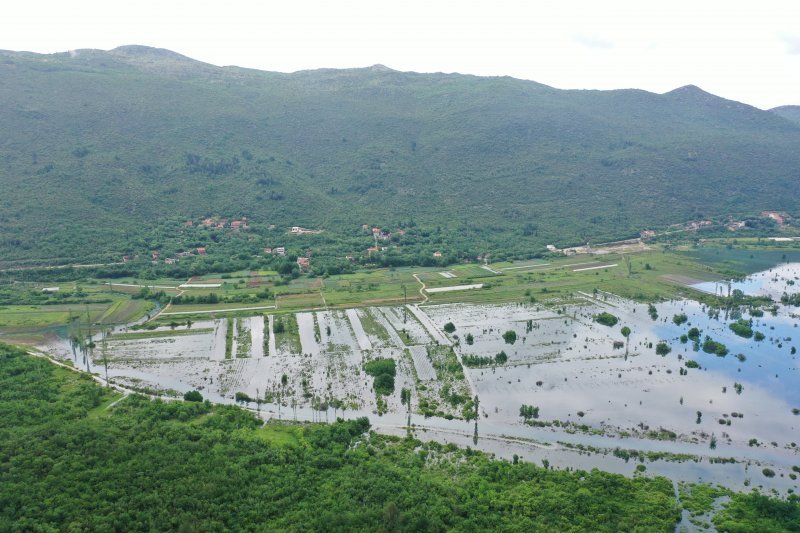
[
  {"left": 249, "top": 317, "right": 265, "bottom": 358},
  {"left": 37, "top": 264, "right": 800, "bottom": 493},
  {"left": 296, "top": 312, "right": 319, "bottom": 356},
  {"left": 407, "top": 304, "right": 451, "bottom": 345},
  {"left": 693, "top": 262, "right": 800, "bottom": 300}
]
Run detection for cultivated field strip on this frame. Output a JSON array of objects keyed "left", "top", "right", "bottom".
[
  {"left": 408, "top": 345, "right": 437, "bottom": 381},
  {"left": 346, "top": 308, "right": 372, "bottom": 351},
  {"left": 248, "top": 316, "right": 265, "bottom": 357},
  {"left": 406, "top": 305, "right": 452, "bottom": 346},
  {"left": 378, "top": 306, "right": 432, "bottom": 345},
  {"left": 296, "top": 312, "right": 320, "bottom": 357},
  {"left": 366, "top": 308, "right": 406, "bottom": 347}
]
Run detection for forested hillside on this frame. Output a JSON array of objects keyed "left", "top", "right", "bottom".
[
  {"left": 2, "top": 344, "right": 798, "bottom": 531},
  {"left": 771, "top": 105, "right": 800, "bottom": 125},
  {"left": 1, "top": 46, "right": 799, "bottom": 264}
]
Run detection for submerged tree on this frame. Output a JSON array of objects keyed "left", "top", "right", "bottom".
[
  {"left": 400, "top": 387, "right": 411, "bottom": 428},
  {"left": 621, "top": 326, "right": 631, "bottom": 354}
]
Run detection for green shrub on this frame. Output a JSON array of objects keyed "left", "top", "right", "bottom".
[
  {"left": 183, "top": 390, "right": 203, "bottom": 402},
  {"left": 594, "top": 312, "right": 619, "bottom": 327},
  {"left": 729, "top": 319, "right": 753, "bottom": 338},
  {"left": 364, "top": 358, "right": 396, "bottom": 396}
]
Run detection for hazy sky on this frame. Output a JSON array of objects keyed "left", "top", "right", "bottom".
[{"left": 3, "top": 0, "right": 799, "bottom": 109}]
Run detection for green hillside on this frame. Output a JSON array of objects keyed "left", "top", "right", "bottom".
[{"left": 1, "top": 46, "right": 799, "bottom": 265}]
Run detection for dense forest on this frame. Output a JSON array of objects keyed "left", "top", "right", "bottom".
[
  {"left": 1, "top": 46, "right": 799, "bottom": 266},
  {"left": 1, "top": 343, "right": 798, "bottom": 531}
]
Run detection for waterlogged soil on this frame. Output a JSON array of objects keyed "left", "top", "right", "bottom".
[{"left": 39, "top": 264, "right": 800, "bottom": 493}]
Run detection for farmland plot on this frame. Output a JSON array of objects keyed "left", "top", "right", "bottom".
[
  {"left": 248, "top": 316, "right": 265, "bottom": 358},
  {"left": 377, "top": 306, "right": 432, "bottom": 345},
  {"left": 346, "top": 308, "right": 372, "bottom": 351},
  {"left": 359, "top": 307, "right": 402, "bottom": 348},
  {"left": 38, "top": 263, "right": 800, "bottom": 491},
  {"left": 296, "top": 312, "right": 320, "bottom": 357},
  {"left": 407, "top": 345, "right": 437, "bottom": 381}
]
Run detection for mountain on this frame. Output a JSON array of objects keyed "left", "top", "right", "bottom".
[
  {"left": 1, "top": 46, "right": 799, "bottom": 264},
  {"left": 771, "top": 105, "right": 800, "bottom": 125}
]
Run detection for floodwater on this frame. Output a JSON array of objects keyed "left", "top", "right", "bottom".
[
  {"left": 39, "top": 264, "right": 800, "bottom": 493},
  {"left": 693, "top": 262, "right": 800, "bottom": 300}
]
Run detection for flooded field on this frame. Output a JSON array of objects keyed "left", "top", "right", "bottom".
[{"left": 41, "top": 264, "right": 800, "bottom": 493}]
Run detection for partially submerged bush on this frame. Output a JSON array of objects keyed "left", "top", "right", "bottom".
[{"left": 594, "top": 312, "right": 619, "bottom": 327}]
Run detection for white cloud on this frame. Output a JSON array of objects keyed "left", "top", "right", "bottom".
[
  {"left": 784, "top": 35, "right": 800, "bottom": 55},
  {"left": 573, "top": 35, "right": 614, "bottom": 50}
]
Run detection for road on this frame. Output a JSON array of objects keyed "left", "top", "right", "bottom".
[
  {"left": 0, "top": 261, "right": 124, "bottom": 272},
  {"left": 159, "top": 305, "right": 276, "bottom": 316},
  {"left": 412, "top": 273, "right": 429, "bottom": 304}
]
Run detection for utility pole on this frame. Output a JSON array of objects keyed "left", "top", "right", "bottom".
[{"left": 402, "top": 284, "right": 407, "bottom": 323}]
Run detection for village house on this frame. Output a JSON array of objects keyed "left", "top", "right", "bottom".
[
  {"left": 296, "top": 257, "right": 310, "bottom": 270},
  {"left": 546, "top": 244, "right": 558, "bottom": 252},
  {"left": 639, "top": 230, "right": 656, "bottom": 239},
  {"left": 367, "top": 246, "right": 379, "bottom": 255},
  {"left": 291, "top": 226, "right": 301, "bottom": 233},
  {"left": 433, "top": 251, "right": 442, "bottom": 257},
  {"left": 165, "top": 258, "right": 176, "bottom": 265},
  {"left": 727, "top": 221, "right": 746, "bottom": 231},
  {"left": 196, "top": 247, "right": 207, "bottom": 255},
  {"left": 122, "top": 255, "right": 132, "bottom": 262},
  {"left": 275, "top": 247, "right": 286, "bottom": 256},
  {"left": 263, "top": 247, "right": 273, "bottom": 254},
  {"left": 151, "top": 251, "right": 160, "bottom": 260}
]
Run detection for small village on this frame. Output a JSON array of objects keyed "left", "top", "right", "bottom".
[{"left": 121, "top": 211, "right": 798, "bottom": 277}]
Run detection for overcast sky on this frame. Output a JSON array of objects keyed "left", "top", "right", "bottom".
[{"left": 3, "top": 0, "right": 799, "bottom": 109}]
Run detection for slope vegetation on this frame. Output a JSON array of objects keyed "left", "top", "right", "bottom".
[{"left": 1, "top": 47, "right": 799, "bottom": 262}]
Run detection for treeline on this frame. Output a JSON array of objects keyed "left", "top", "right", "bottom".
[
  {"left": 171, "top": 289, "right": 273, "bottom": 305},
  {"left": 0, "top": 344, "right": 797, "bottom": 531},
  {"left": 462, "top": 351, "right": 508, "bottom": 367},
  {"left": 0, "top": 287, "right": 112, "bottom": 306}
]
